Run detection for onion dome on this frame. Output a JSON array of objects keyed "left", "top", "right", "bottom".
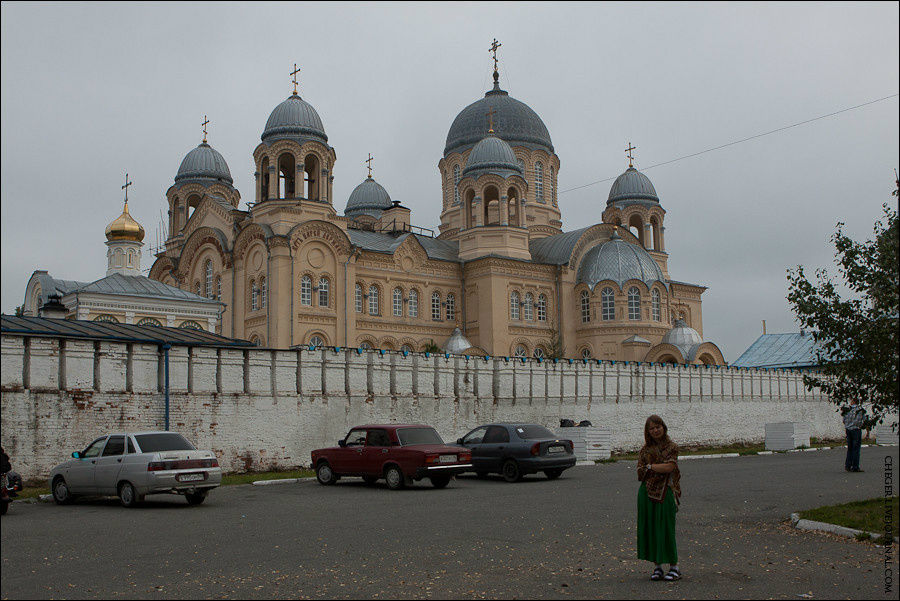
[
  {"left": 575, "top": 230, "right": 665, "bottom": 290},
  {"left": 345, "top": 176, "right": 393, "bottom": 218},
  {"left": 261, "top": 93, "right": 327, "bottom": 144},
  {"left": 662, "top": 319, "right": 704, "bottom": 360},
  {"left": 443, "top": 327, "right": 473, "bottom": 355},
  {"left": 607, "top": 167, "right": 659, "bottom": 205},
  {"left": 105, "top": 201, "right": 145, "bottom": 242},
  {"left": 445, "top": 82, "right": 552, "bottom": 157},
  {"left": 462, "top": 134, "right": 523, "bottom": 179},
  {"left": 174, "top": 142, "right": 234, "bottom": 185}
]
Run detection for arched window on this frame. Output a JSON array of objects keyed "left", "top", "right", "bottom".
[
  {"left": 523, "top": 293, "right": 534, "bottom": 321},
  {"left": 509, "top": 291, "right": 520, "bottom": 320},
  {"left": 359, "top": 341, "right": 373, "bottom": 350},
  {"left": 215, "top": 276, "right": 222, "bottom": 301},
  {"left": 195, "top": 281, "right": 201, "bottom": 296},
  {"left": 204, "top": 260, "right": 213, "bottom": 298},
  {"left": 179, "top": 320, "right": 204, "bottom": 330},
  {"left": 368, "top": 285, "right": 379, "bottom": 315},
  {"left": 393, "top": 287, "right": 403, "bottom": 317},
  {"left": 453, "top": 165, "right": 461, "bottom": 204},
  {"left": 601, "top": 287, "right": 615, "bottom": 321},
  {"left": 446, "top": 293, "right": 456, "bottom": 322},
  {"left": 581, "top": 348, "right": 592, "bottom": 359},
  {"left": 535, "top": 162, "right": 544, "bottom": 202},
  {"left": 250, "top": 279, "right": 259, "bottom": 311},
  {"left": 300, "top": 275, "right": 312, "bottom": 306},
  {"left": 533, "top": 347, "right": 545, "bottom": 360},
  {"left": 652, "top": 289, "right": 661, "bottom": 322},
  {"left": 355, "top": 283, "right": 363, "bottom": 313},
  {"left": 308, "top": 334, "right": 325, "bottom": 349},
  {"left": 137, "top": 317, "right": 163, "bottom": 327},
  {"left": 408, "top": 289, "right": 418, "bottom": 318},
  {"left": 537, "top": 294, "right": 547, "bottom": 321},
  {"left": 260, "top": 277, "right": 267, "bottom": 308},
  {"left": 628, "top": 287, "right": 641, "bottom": 321},
  {"left": 318, "top": 277, "right": 329, "bottom": 307},
  {"left": 549, "top": 166, "right": 556, "bottom": 205},
  {"left": 514, "top": 345, "right": 528, "bottom": 358},
  {"left": 580, "top": 290, "right": 590, "bottom": 323},
  {"left": 93, "top": 314, "right": 119, "bottom": 323},
  {"left": 431, "top": 291, "right": 441, "bottom": 321},
  {"left": 400, "top": 344, "right": 414, "bottom": 353}
]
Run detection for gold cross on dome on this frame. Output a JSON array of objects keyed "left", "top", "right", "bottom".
[
  {"left": 625, "top": 142, "right": 637, "bottom": 168},
  {"left": 291, "top": 63, "right": 301, "bottom": 95},
  {"left": 202, "top": 115, "right": 209, "bottom": 143},
  {"left": 122, "top": 172, "right": 132, "bottom": 202},
  {"left": 486, "top": 106, "right": 496, "bottom": 133},
  {"left": 489, "top": 38, "right": 502, "bottom": 72},
  {"left": 366, "top": 153, "right": 374, "bottom": 178}
]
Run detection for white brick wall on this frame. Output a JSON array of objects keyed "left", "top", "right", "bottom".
[{"left": 0, "top": 334, "right": 851, "bottom": 480}]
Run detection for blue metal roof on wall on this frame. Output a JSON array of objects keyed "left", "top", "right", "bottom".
[
  {"left": 348, "top": 231, "right": 460, "bottom": 262},
  {"left": 1, "top": 315, "right": 254, "bottom": 348},
  {"left": 731, "top": 332, "right": 821, "bottom": 368},
  {"left": 529, "top": 227, "right": 590, "bottom": 265}
]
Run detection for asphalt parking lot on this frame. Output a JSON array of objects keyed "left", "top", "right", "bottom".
[{"left": 1, "top": 446, "right": 897, "bottom": 600}]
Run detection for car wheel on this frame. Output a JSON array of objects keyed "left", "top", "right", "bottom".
[
  {"left": 362, "top": 475, "right": 378, "bottom": 486},
  {"left": 185, "top": 491, "right": 207, "bottom": 505},
  {"left": 52, "top": 476, "right": 73, "bottom": 505},
  {"left": 430, "top": 475, "right": 451, "bottom": 489},
  {"left": 502, "top": 459, "right": 522, "bottom": 483},
  {"left": 544, "top": 468, "right": 563, "bottom": 480},
  {"left": 316, "top": 462, "right": 338, "bottom": 486},
  {"left": 118, "top": 482, "right": 142, "bottom": 508},
  {"left": 384, "top": 465, "right": 405, "bottom": 490}
]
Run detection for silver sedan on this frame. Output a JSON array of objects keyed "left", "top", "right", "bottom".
[{"left": 49, "top": 431, "right": 222, "bottom": 507}]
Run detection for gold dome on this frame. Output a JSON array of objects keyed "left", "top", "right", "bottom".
[{"left": 105, "top": 201, "right": 145, "bottom": 242}]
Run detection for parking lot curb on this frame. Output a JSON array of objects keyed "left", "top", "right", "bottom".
[
  {"left": 790, "top": 512, "right": 898, "bottom": 544},
  {"left": 251, "top": 477, "right": 315, "bottom": 486}
]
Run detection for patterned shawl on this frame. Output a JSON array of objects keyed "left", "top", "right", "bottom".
[{"left": 637, "top": 439, "right": 681, "bottom": 504}]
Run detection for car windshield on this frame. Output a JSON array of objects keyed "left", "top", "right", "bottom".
[
  {"left": 397, "top": 427, "right": 444, "bottom": 446},
  {"left": 514, "top": 425, "right": 557, "bottom": 440},
  {"left": 134, "top": 433, "right": 195, "bottom": 453}
]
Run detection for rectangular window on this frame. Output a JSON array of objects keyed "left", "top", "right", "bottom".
[
  {"left": 368, "top": 287, "right": 379, "bottom": 316},
  {"left": 446, "top": 294, "right": 456, "bottom": 321},
  {"left": 355, "top": 285, "right": 362, "bottom": 313},
  {"left": 537, "top": 295, "right": 547, "bottom": 321},
  {"left": 523, "top": 294, "right": 534, "bottom": 321},
  {"left": 318, "top": 278, "right": 329, "bottom": 307},
  {"left": 393, "top": 288, "right": 402, "bottom": 317},
  {"left": 408, "top": 289, "right": 418, "bottom": 318},
  {"left": 432, "top": 293, "right": 441, "bottom": 321},
  {"left": 601, "top": 288, "right": 615, "bottom": 321}
]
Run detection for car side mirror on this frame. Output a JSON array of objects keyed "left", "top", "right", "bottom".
[
  {"left": 72, "top": 451, "right": 81, "bottom": 459},
  {"left": 456, "top": 438, "right": 464, "bottom": 445},
  {"left": 338, "top": 440, "right": 346, "bottom": 448}
]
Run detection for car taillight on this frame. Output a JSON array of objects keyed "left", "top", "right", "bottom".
[
  {"left": 425, "top": 454, "right": 440, "bottom": 464},
  {"left": 201, "top": 458, "right": 218, "bottom": 468},
  {"left": 531, "top": 442, "right": 541, "bottom": 456},
  {"left": 458, "top": 450, "right": 471, "bottom": 462},
  {"left": 147, "top": 461, "right": 165, "bottom": 471}
]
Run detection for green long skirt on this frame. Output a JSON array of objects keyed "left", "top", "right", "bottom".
[{"left": 637, "top": 482, "right": 678, "bottom": 565}]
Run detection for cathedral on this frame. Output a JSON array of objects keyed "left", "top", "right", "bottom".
[{"left": 135, "top": 49, "right": 725, "bottom": 364}]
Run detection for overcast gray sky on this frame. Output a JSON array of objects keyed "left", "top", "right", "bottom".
[{"left": 2, "top": 2, "right": 898, "bottom": 362}]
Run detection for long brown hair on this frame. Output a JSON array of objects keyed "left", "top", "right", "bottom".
[{"left": 643, "top": 414, "right": 670, "bottom": 447}]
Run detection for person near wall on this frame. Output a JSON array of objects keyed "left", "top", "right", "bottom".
[
  {"left": 842, "top": 399, "right": 867, "bottom": 472},
  {"left": 636, "top": 415, "right": 682, "bottom": 581}
]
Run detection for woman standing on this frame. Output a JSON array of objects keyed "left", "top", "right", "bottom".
[{"left": 637, "top": 415, "right": 681, "bottom": 581}]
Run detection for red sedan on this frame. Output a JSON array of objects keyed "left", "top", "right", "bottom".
[{"left": 311, "top": 425, "right": 473, "bottom": 490}]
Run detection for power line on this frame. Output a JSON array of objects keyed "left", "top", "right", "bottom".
[{"left": 559, "top": 93, "right": 899, "bottom": 195}]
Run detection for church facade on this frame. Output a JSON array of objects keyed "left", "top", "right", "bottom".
[{"left": 147, "top": 56, "right": 724, "bottom": 365}]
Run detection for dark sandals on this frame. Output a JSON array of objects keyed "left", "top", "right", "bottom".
[
  {"left": 650, "top": 567, "right": 665, "bottom": 581},
  {"left": 663, "top": 567, "right": 682, "bottom": 581}
]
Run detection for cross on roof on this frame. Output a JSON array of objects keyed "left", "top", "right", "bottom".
[
  {"left": 202, "top": 115, "right": 209, "bottom": 143},
  {"left": 366, "top": 153, "right": 374, "bottom": 178},
  {"left": 489, "top": 38, "right": 502, "bottom": 73},
  {"left": 486, "top": 106, "right": 496, "bottom": 133},
  {"left": 625, "top": 142, "right": 637, "bottom": 168},
  {"left": 122, "top": 173, "right": 132, "bottom": 203},
  {"left": 291, "top": 63, "right": 301, "bottom": 95}
]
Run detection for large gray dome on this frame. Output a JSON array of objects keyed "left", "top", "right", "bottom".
[
  {"left": 175, "top": 142, "right": 233, "bottom": 185},
  {"left": 576, "top": 231, "right": 667, "bottom": 290},
  {"left": 607, "top": 167, "right": 659, "bottom": 205},
  {"left": 462, "top": 134, "right": 523, "bottom": 179},
  {"left": 445, "top": 84, "right": 553, "bottom": 157},
  {"left": 345, "top": 177, "right": 392, "bottom": 218},
  {"left": 261, "top": 94, "right": 328, "bottom": 144},
  {"left": 661, "top": 319, "right": 703, "bottom": 360}
]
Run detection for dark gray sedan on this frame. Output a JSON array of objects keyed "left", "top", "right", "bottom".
[{"left": 456, "top": 423, "right": 576, "bottom": 482}]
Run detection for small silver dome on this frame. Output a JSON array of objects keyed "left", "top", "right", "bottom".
[
  {"left": 445, "top": 84, "right": 553, "bottom": 157},
  {"left": 462, "top": 134, "right": 523, "bottom": 179},
  {"left": 607, "top": 167, "right": 659, "bottom": 204},
  {"left": 261, "top": 94, "right": 327, "bottom": 144},
  {"left": 662, "top": 319, "right": 703, "bottom": 360},
  {"left": 345, "top": 177, "right": 392, "bottom": 218},
  {"left": 576, "top": 232, "right": 667, "bottom": 290},
  {"left": 443, "top": 327, "right": 473, "bottom": 354},
  {"left": 175, "top": 143, "right": 233, "bottom": 185}
]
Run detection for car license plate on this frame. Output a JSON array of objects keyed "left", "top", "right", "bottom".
[
  {"left": 439, "top": 455, "right": 457, "bottom": 463},
  {"left": 177, "top": 472, "right": 205, "bottom": 482},
  {"left": 548, "top": 446, "right": 564, "bottom": 454}
]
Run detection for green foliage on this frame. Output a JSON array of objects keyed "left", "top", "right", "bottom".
[
  {"left": 546, "top": 323, "right": 565, "bottom": 360},
  {"left": 786, "top": 179, "right": 899, "bottom": 430},
  {"left": 422, "top": 339, "right": 441, "bottom": 354}
]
